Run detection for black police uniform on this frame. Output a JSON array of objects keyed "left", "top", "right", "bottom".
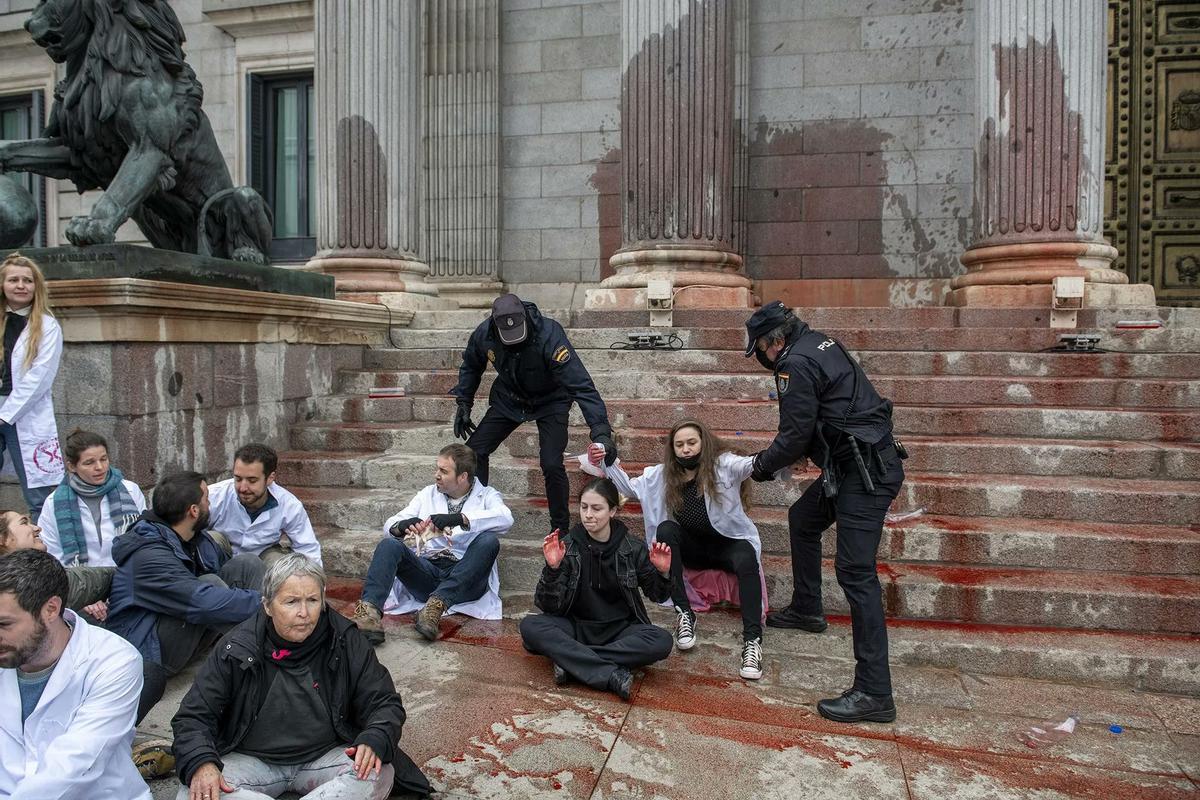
[
  {"left": 451, "top": 301, "right": 614, "bottom": 534},
  {"left": 750, "top": 309, "right": 905, "bottom": 699}
]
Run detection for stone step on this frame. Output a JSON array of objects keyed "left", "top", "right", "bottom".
[
  {"left": 338, "top": 369, "right": 1200, "bottom": 408},
  {"left": 314, "top": 530, "right": 1200, "bottom": 635},
  {"left": 287, "top": 458, "right": 1200, "bottom": 526},
  {"left": 383, "top": 325, "right": 1200, "bottom": 353},
  {"left": 287, "top": 423, "right": 1200, "bottom": 480},
  {"left": 306, "top": 395, "right": 1200, "bottom": 443},
  {"left": 294, "top": 499, "right": 1200, "bottom": 576}
]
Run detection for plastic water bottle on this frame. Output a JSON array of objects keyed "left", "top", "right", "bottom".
[{"left": 1018, "top": 716, "right": 1078, "bottom": 748}]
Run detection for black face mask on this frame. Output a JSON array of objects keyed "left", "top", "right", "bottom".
[
  {"left": 754, "top": 348, "right": 777, "bottom": 371},
  {"left": 674, "top": 453, "right": 701, "bottom": 470}
]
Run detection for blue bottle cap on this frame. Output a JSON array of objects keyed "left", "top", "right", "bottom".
[{"left": 1109, "top": 725, "right": 1123, "bottom": 734}]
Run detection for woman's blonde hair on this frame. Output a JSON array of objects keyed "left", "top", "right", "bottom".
[
  {"left": 662, "top": 419, "right": 750, "bottom": 515},
  {"left": 0, "top": 253, "right": 53, "bottom": 370}
]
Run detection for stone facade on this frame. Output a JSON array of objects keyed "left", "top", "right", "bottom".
[{"left": 0, "top": 0, "right": 980, "bottom": 307}]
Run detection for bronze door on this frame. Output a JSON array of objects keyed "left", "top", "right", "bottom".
[{"left": 1107, "top": 0, "right": 1200, "bottom": 305}]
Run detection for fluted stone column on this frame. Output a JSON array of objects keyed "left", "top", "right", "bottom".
[
  {"left": 307, "top": 0, "right": 452, "bottom": 309},
  {"left": 949, "top": 0, "right": 1153, "bottom": 306},
  {"left": 585, "top": 0, "right": 752, "bottom": 310}
]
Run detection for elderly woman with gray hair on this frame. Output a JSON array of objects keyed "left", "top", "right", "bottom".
[{"left": 170, "top": 553, "right": 430, "bottom": 800}]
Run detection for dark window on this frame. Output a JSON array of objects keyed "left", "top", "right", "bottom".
[
  {"left": 0, "top": 92, "right": 47, "bottom": 247},
  {"left": 248, "top": 72, "right": 315, "bottom": 262}
]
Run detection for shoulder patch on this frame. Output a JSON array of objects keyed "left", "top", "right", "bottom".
[
  {"left": 775, "top": 371, "right": 790, "bottom": 396},
  {"left": 553, "top": 345, "right": 571, "bottom": 364},
  {"left": 487, "top": 349, "right": 495, "bottom": 363}
]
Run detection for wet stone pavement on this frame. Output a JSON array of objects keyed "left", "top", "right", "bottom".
[{"left": 145, "top": 604, "right": 1199, "bottom": 800}]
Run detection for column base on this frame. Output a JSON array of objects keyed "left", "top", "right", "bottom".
[
  {"left": 585, "top": 246, "right": 754, "bottom": 309},
  {"left": 306, "top": 255, "right": 458, "bottom": 310},
  {"left": 433, "top": 280, "right": 504, "bottom": 309},
  {"left": 947, "top": 240, "right": 1156, "bottom": 307}
]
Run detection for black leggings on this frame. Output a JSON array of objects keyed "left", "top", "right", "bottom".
[{"left": 654, "top": 520, "right": 763, "bottom": 640}]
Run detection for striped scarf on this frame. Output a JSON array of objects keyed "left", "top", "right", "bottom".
[{"left": 53, "top": 467, "right": 140, "bottom": 565}]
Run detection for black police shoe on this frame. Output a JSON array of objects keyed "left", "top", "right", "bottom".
[
  {"left": 765, "top": 605, "right": 828, "bottom": 632},
  {"left": 608, "top": 667, "right": 634, "bottom": 701},
  {"left": 817, "top": 689, "right": 896, "bottom": 723}
]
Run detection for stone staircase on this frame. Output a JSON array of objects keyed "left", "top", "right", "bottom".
[{"left": 281, "top": 306, "right": 1200, "bottom": 694}]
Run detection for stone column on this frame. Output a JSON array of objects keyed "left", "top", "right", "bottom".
[
  {"left": 307, "top": 0, "right": 452, "bottom": 310},
  {"left": 949, "top": 0, "right": 1153, "bottom": 306},
  {"left": 585, "top": 0, "right": 752, "bottom": 310}
]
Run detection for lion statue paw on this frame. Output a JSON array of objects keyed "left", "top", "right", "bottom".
[
  {"left": 230, "top": 246, "right": 267, "bottom": 265},
  {"left": 65, "top": 215, "right": 117, "bottom": 246}
]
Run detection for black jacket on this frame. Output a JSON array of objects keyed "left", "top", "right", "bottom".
[
  {"left": 533, "top": 520, "right": 671, "bottom": 623},
  {"left": 171, "top": 606, "right": 430, "bottom": 796},
  {"left": 451, "top": 301, "right": 612, "bottom": 434},
  {"left": 757, "top": 322, "right": 894, "bottom": 474}
]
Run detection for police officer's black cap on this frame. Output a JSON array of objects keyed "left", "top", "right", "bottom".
[
  {"left": 743, "top": 301, "right": 795, "bottom": 356},
  {"left": 492, "top": 293, "right": 528, "bottom": 345}
]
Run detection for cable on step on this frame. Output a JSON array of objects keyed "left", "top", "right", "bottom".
[{"left": 609, "top": 333, "right": 685, "bottom": 351}]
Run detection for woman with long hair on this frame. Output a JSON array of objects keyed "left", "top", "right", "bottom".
[
  {"left": 590, "top": 419, "right": 766, "bottom": 680},
  {"left": 519, "top": 477, "right": 674, "bottom": 701},
  {"left": 39, "top": 428, "right": 145, "bottom": 568},
  {"left": 0, "top": 253, "right": 63, "bottom": 516}
]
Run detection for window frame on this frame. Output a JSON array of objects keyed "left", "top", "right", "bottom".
[
  {"left": 247, "top": 71, "right": 315, "bottom": 262},
  {"left": 0, "top": 91, "right": 47, "bottom": 248}
]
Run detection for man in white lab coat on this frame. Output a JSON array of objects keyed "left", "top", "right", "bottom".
[
  {"left": 349, "top": 444, "right": 513, "bottom": 644},
  {"left": 207, "top": 443, "right": 322, "bottom": 566},
  {"left": 0, "top": 549, "right": 148, "bottom": 800}
]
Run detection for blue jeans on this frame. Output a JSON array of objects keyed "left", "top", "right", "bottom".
[
  {"left": 0, "top": 421, "right": 54, "bottom": 517},
  {"left": 361, "top": 532, "right": 500, "bottom": 610}
]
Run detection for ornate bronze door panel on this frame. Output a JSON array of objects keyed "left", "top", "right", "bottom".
[{"left": 1108, "top": 1, "right": 1200, "bottom": 305}]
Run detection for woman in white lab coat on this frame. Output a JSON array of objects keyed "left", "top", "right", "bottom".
[
  {"left": 592, "top": 418, "right": 766, "bottom": 681},
  {"left": 0, "top": 254, "right": 63, "bottom": 516},
  {"left": 39, "top": 428, "right": 145, "bottom": 568}
]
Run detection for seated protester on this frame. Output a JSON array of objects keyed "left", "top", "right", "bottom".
[
  {"left": 106, "top": 470, "right": 266, "bottom": 723},
  {"left": 207, "top": 443, "right": 322, "bottom": 566},
  {"left": 591, "top": 419, "right": 767, "bottom": 680},
  {"left": 171, "top": 554, "right": 430, "bottom": 800},
  {"left": 519, "top": 478, "right": 674, "bottom": 701},
  {"left": 0, "top": 509, "right": 112, "bottom": 621},
  {"left": 38, "top": 428, "right": 145, "bottom": 568},
  {"left": 350, "top": 444, "right": 511, "bottom": 644},
  {"left": 0, "top": 550, "right": 149, "bottom": 800}
]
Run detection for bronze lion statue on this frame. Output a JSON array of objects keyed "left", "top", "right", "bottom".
[{"left": 0, "top": 0, "right": 273, "bottom": 263}]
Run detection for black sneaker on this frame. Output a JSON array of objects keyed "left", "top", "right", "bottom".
[
  {"left": 817, "top": 689, "right": 896, "bottom": 723},
  {"left": 553, "top": 662, "right": 572, "bottom": 686},
  {"left": 674, "top": 606, "right": 697, "bottom": 650},
  {"left": 765, "top": 605, "right": 828, "bottom": 632},
  {"left": 739, "top": 637, "right": 763, "bottom": 680},
  {"left": 608, "top": 667, "right": 634, "bottom": 701}
]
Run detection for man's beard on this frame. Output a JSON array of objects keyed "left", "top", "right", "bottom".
[
  {"left": 0, "top": 617, "right": 49, "bottom": 669},
  {"left": 195, "top": 509, "right": 211, "bottom": 532}
]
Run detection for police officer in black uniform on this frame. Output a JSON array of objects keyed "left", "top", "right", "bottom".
[
  {"left": 744, "top": 301, "right": 906, "bottom": 724},
  {"left": 452, "top": 294, "right": 618, "bottom": 535}
]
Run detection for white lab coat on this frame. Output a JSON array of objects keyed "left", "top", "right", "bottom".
[
  {"left": 0, "top": 313, "right": 64, "bottom": 489},
  {"left": 606, "top": 452, "right": 763, "bottom": 561},
  {"left": 382, "top": 481, "right": 514, "bottom": 620},
  {"left": 37, "top": 480, "right": 147, "bottom": 567},
  {"left": 0, "top": 609, "right": 149, "bottom": 800},
  {"left": 208, "top": 478, "right": 322, "bottom": 565}
]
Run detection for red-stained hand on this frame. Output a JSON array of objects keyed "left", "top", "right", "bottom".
[
  {"left": 649, "top": 541, "right": 672, "bottom": 575},
  {"left": 542, "top": 529, "right": 566, "bottom": 569},
  {"left": 345, "top": 745, "right": 382, "bottom": 780},
  {"left": 587, "top": 443, "right": 606, "bottom": 468}
]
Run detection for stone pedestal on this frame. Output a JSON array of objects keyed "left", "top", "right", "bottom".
[
  {"left": 948, "top": 0, "right": 1153, "bottom": 307},
  {"left": 307, "top": 0, "right": 454, "bottom": 309},
  {"left": 585, "top": 0, "right": 752, "bottom": 310}
]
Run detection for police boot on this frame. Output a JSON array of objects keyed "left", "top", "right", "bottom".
[
  {"left": 817, "top": 689, "right": 896, "bottom": 723},
  {"left": 765, "top": 605, "right": 828, "bottom": 632}
]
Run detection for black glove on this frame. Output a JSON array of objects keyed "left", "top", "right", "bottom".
[
  {"left": 453, "top": 402, "right": 476, "bottom": 440},
  {"left": 750, "top": 453, "right": 775, "bottom": 483},
  {"left": 388, "top": 517, "right": 423, "bottom": 537},
  {"left": 429, "top": 513, "right": 465, "bottom": 530},
  {"left": 592, "top": 431, "right": 618, "bottom": 466}
]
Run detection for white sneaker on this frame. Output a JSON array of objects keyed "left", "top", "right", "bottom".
[
  {"left": 674, "top": 606, "right": 697, "bottom": 650},
  {"left": 739, "top": 637, "right": 763, "bottom": 680}
]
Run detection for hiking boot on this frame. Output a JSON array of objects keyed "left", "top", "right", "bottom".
[
  {"left": 739, "top": 637, "right": 764, "bottom": 680},
  {"left": 415, "top": 596, "right": 447, "bottom": 641},
  {"left": 765, "top": 605, "right": 828, "bottom": 632},
  {"left": 608, "top": 666, "right": 634, "bottom": 702},
  {"left": 674, "top": 606, "right": 697, "bottom": 651},
  {"left": 132, "top": 736, "right": 175, "bottom": 781},
  {"left": 349, "top": 601, "right": 385, "bottom": 646}
]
